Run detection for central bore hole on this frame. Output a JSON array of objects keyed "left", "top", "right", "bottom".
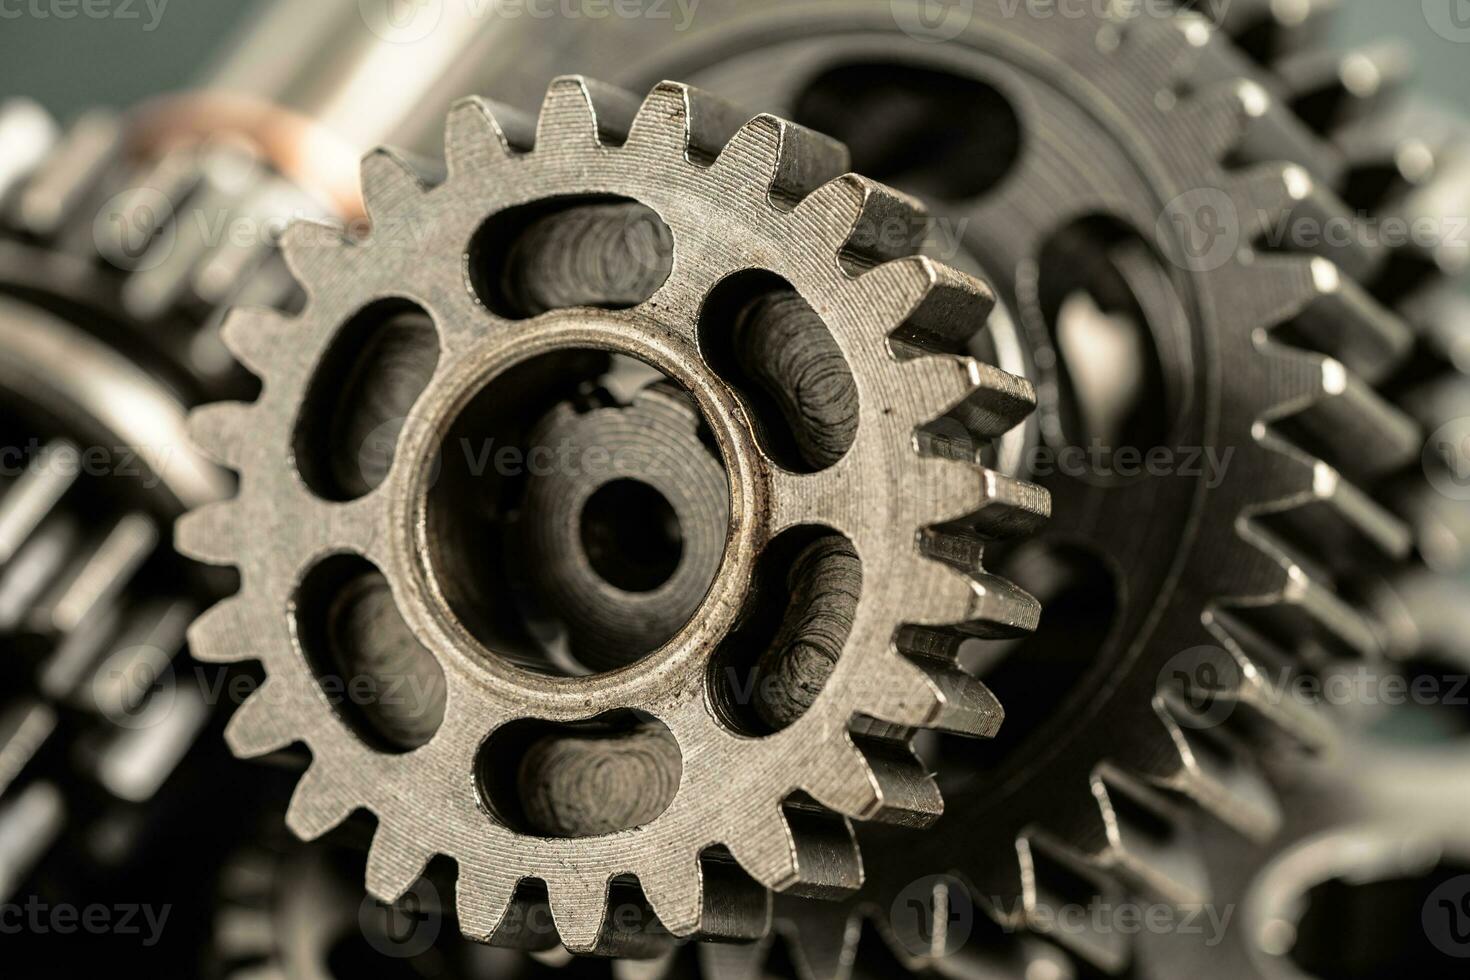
[
  {"left": 580, "top": 479, "right": 684, "bottom": 593},
  {"left": 425, "top": 349, "right": 729, "bottom": 676}
]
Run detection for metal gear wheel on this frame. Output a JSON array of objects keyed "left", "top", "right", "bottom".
[
  {"left": 0, "top": 98, "right": 332, "bottom": 397},
  {"left": 583, "top": 1, "right": 1434, "bottom": 972},
  {"left": 180, "top": 76, "right": 1048, "bottom": 956},
  {"left": 1133, "top": 736, "right": 1470, "bottom": 979}
]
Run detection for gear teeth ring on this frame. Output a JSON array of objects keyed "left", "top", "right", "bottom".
[{"left": 181, "top": 77, "right": 1047, "bottom": 954}]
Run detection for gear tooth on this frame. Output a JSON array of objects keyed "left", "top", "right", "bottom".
[
  {"left": 535, "top": 76, "right": 640, "bottom": 151},
  {"left": 1017, "top": 835, "right": 1129, "bottom": 972},
  {"left": 1232, "top": 162, "right": 1381, "bottom": 278},
  {"left": 364, "top": 827, "right": 434, "bottom": 903},
  {"left": 279, "top": 219, "right": 353, "bottom": 290},
  {"left": 187, "top": 596, "right": 254, "bottom": 664},
  {"left": 1211, "top": 0, "right": 1337, "bottom": 63},
  {"left": 455, "top": 872, "right": 542, "bottom": 949},
  {"left": 219, "top": 306, "right": 290, "bottom": 375},
  {"left": 444, "top": 96, "right": 533, "bottom": 175},
  {"left": 910, "top": 527, "right": 1043, "bottom": 636},
  {"left": 907, "top": 356, "right": 1037, "bottom": 449},
  {"left": 360, "top": 146, "right": 435, "bottom": 226},
  {"left": 1250, "top": 459, "right": 1412, "bottom": 574},
  {"left": 627, "top": 81, "right": 748, "bottom": 163},
  {"left": 174, "top": 501, "right": 240, "bottom": 566},
  {"left": 187, "top": 401, "right": 251, "bottom": 468},
  {"left": 894, "top": 626, "right": 1005, "bottom": 739},
  {"left": 698, "top": 936, "right": 778, "bottom": 980},
  {"left": 870, "top": 258, "right": 997, "bottom": 356},
  {"left": 788, "top": 909, "right": 863, "bottom": 980},
  {"left": 1188, "top": 78, "right": 1336, "bottom": 180},
  {"left": 1265, "top": 352, "right": 1421, "bottom": 482},
  {"left": 914, "top": 463, "right": 1050, "bottom": 543},
  {"left": 1275, "top": 41, "right": 1411, "bottom": 135},
  {"left": 797, "top": 173, "right": 928, "bottom": 269},
  {"left": 0, "top": 98, "right": 59, "bottom": 202},
  {"left": 805, "top": 738, "right": 941, "bottom": 828},
  {"left": 637, "top": 860, "right": 704, "bottom": 938},
  {"left": 711, "top": 113, "right": 850, "bottom": 210},
  {"left": 285, "top": 763, "right": 356, "bottom": 841},
  {"left": 1090, "top": 768, "right": 1209, "bottom": 906},
  {"left": 1223, "top": 561, "right": 1385, "bottom": 664},
  {"left": 730, "top": 806, "right": 862, "bottom": 900},
  {"left": 1269, "top": 257, "right": 1414, "bottom": 384},
  {"left": 545, "top": 879, "right": 611, "bottom": 955},
  {"left": 223, "top": 682, "right": 295, "bottom": 759},
  {"left": 1151, "top": 696, "right": 1282, "bottom": 841}
]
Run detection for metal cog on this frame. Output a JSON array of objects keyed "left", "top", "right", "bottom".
[
  {"left": 0, "top": 98, "right": 331, "bottom": 397},
  {"left": 1196, "top": 0, "right": 1470, "bottom": 642},
  {"left": 577, "top": 2, "right": 1432, "bottom": 972},
  {"left": 1133, "top": 735, "right": 1470, "bottom": 979},
  {"left": 180, "top": 76, "right": 1048, "bottom": 956}
]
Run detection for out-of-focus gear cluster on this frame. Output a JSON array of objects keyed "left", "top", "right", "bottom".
[{"left": 1, "top": 0, "right": 1467, "bottom": 977}]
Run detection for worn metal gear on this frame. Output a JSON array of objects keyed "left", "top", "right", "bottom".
[
  {"left": 570, "top": 1, "right": 1432, "bottom": 972},
  {"left": 180, "top": 77, "right": 1048, "bottom": 955}
]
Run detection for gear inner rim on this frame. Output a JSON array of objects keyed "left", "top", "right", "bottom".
[{"left": 398, "top": 308, "right": 771, "bottom": 705}]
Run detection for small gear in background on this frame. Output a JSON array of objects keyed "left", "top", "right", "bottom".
[{"left": 180, "top": 76, "right": 1048, "bottom": 956}]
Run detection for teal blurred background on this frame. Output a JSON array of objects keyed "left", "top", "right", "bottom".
[{"left": 0, "top": 1, "right": 1466, "bottom": 120}]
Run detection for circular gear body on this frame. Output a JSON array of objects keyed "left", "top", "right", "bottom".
[
  {"left": 557, "top": 1, "right": 1437, "bottom": 972},
  {"left": 182, "top": 77, "right": 1048, "bottom": 955}
]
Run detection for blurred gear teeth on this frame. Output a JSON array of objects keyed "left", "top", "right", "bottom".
[
  {"left": 182, "top": 77, "right": 1046, "bottom": 955},
  {"left": 619, "top": 3, "right": 1434, "bottom": 974},
  {"left": 0, "top": 98, "right": 328, "bottom": 391}
]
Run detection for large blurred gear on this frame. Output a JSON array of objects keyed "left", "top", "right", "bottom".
[
  {"left": 1197, "top": 0, "right": 1470, "bottom": 678},
  {"left": 0, "top": 98, "right": 334, "bottom": 399},
  {"left": 1134, "top": 737, "right": 1470, "bottom": 979},
  {"left": 585, "top": 1, "right": 1432, "bottom": 972},
  {"left": 0, "top": 87, "right": 337, "bottom": 925},
  {"left": 179, "top": 77, "right": 1048, "bottom": 956}
]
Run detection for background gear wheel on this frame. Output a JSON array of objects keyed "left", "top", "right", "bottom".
[
  {"left": 580, "top": 2, "right": 1434, "bottom": 971},
  {"left": 181, "top": 76, "right": 1047, "bottom": 956}
]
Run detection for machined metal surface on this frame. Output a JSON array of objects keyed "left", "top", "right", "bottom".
[{"left": 179, "top": 76, "right": 1048, "bottom": 955}]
